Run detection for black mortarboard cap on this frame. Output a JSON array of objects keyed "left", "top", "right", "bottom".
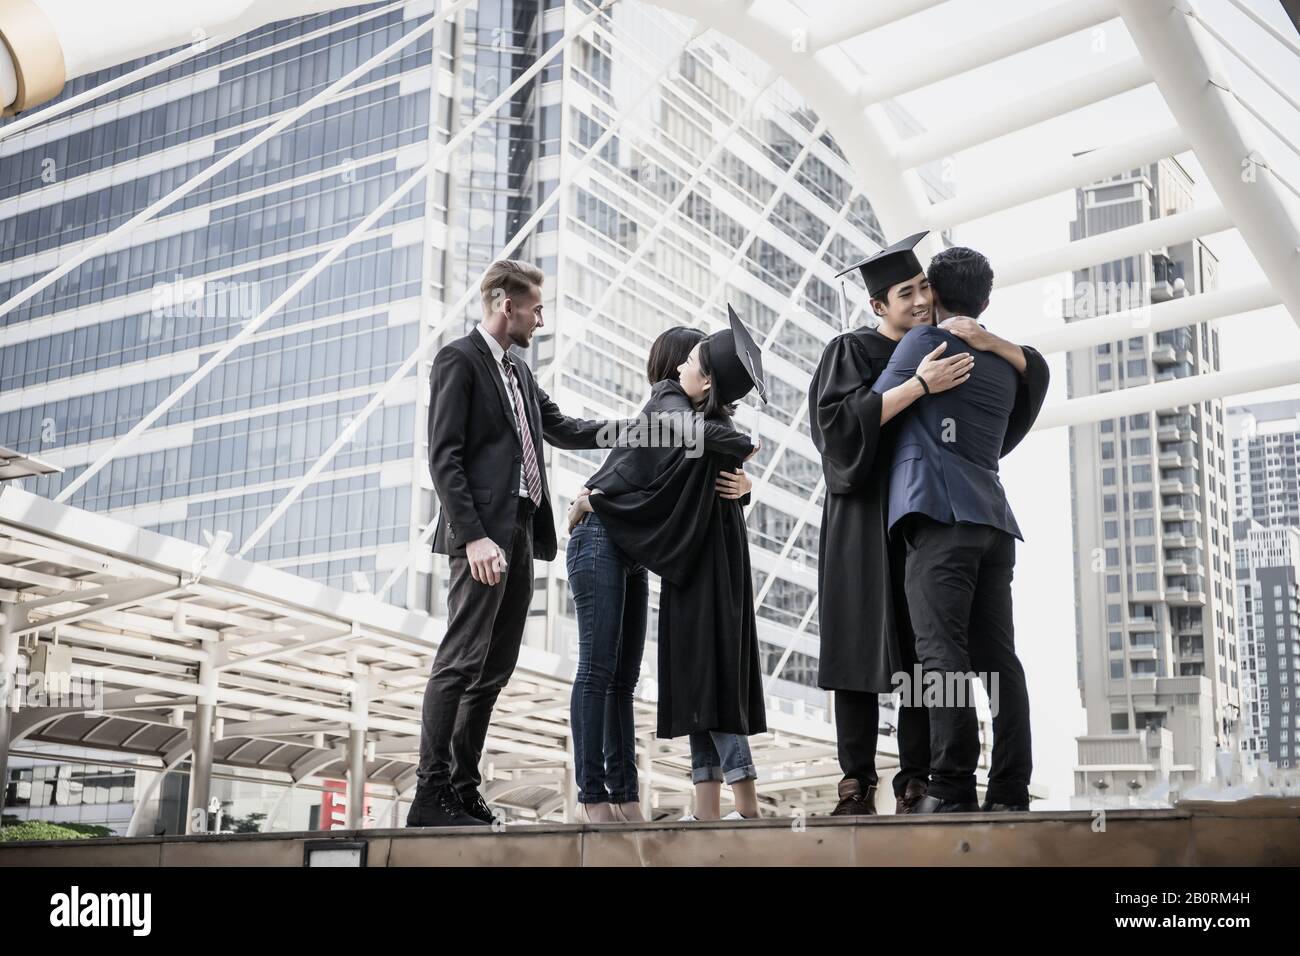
[
  {"left": 835, "top": 230, "right": 929, "bottom": 300},
  {"left": 706, "top": 304, "right": 767, "bottom": 405}
]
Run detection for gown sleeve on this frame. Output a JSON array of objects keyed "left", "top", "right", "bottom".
[
  {"left": 808, "top": 334, "right": 886, "bottom": 495},
  {"left": 588, "top": 447, "right": 719, "bottom": 586},
  {"left": 1000, "top": 344, "right": 1050, "bottom": 457}
]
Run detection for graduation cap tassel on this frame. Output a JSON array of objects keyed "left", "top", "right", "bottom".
[{"left": 838, "top": 278, "right": 850, "bottom": 332}]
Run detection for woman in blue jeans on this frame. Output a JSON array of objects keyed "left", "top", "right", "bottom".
[{"left": 565, "top": 327, "right": 757, "bottom": 823}]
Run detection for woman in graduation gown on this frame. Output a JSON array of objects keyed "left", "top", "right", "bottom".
[
  {"left": 573, "top": 308, "right": 769, "bottom": 820},
  {"left": 563, "top": 326, "right": 755, "bottom": 824}
]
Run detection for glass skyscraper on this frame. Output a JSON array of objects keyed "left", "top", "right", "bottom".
[{"left": 1, "top": 0, "right": 947, "bottom": 827}]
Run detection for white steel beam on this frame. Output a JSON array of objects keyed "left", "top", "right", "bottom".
[
  {"left": 995, "top": 205, "right": 1233, "bottom": 288},
  {"left": 804, "top": 0, "right": 949, "bottom": 52},
  {"left": 1, "top": 0, "right": 474, "bottom": 321},
  {"left": 538, "top": 68, "right": 779, "bottom": 387},
  {"left": 0, "top": 0, "right": 412, "bottom": 142},
  {"left": 894, "top": 57, "right": 1151, "bottom": 169},
  {"left": 239, "top": 9, "right": 683, "bottom": 559},
  {"left": 1035, "top": 359, "right": 1300, "bottom": 430},
  {"left": 924, "top": 125, "right": 1190, "bottom": 231},
  {"left": 1226, "top": 0, "right": 1300, "bottom": 58},
  {"left": 856, "top": 0, "right": 1118, "bottom": 106},
  {"left": 1116, "top": 0, "right": 1300, "bottom": 326},
  {"left": 1020, "top": 281, "right": 1278, "bottom": 355},
  {"left": 54, "top": 1, "right": 614, "bottom": 507}
]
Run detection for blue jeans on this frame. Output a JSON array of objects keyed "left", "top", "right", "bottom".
[
  {"left": 567, "top": 512, "right": 649, "bottom": 804},
  {"left": 689, "top": 732, "right": 757, "bottom": 785}
]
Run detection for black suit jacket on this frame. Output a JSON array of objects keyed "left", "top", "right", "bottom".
[
  {"left": 428, "top": 331, "right": 608, "bottom": 561},
  {"left": 871, "top": 324, "right": 1050, "bottom": 540}
]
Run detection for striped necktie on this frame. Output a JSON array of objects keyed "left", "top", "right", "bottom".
[{"left": 502, "top": 355, "right": 542, "bottom": 505}]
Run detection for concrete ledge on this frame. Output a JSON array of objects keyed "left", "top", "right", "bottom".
[{"left": 2, "top": 798, "right": 1297, "bottom": 867}]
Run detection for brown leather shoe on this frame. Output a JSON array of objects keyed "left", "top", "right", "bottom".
[
  {"left": 895, "top": 778, "right": 929, "bottom": 814},
  {"left": 830, "top": 778, "right": 877, "bottom": 815}
]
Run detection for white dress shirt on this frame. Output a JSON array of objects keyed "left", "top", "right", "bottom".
[{"left": 476, "top": 323, "right": 530, "bottom": 498}]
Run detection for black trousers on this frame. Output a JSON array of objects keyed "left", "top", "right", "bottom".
[
  {"left": 835, "top": 689, "right": 930, "bottom": 799},
  {"left": 417, "top": 499, "right": 535, "bottom": 793},
  {"left": 901, "top": 516, "right": 1031, "bottom": 806}
]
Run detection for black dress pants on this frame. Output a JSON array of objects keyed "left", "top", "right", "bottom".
[
  {"left": 835, "top": 689, "right": 930, "bottom": 799},
  {"left": 417, "top": 499, "right": 535, "bottom": 793},
  {"left": 901, "top": 516, "right": 1031, "bottom": 806}
]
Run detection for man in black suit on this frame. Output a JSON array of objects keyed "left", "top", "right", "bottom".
[
  {"left": 870, "top": 246, "right": 1049, "bottom": 814},
  {"left": 409, "top": 259, "right": 612, "bottom": 827}
]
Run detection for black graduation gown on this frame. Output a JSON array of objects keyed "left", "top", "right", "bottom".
[
  {"left": 810, "top": 327, "right": 910, "bottom": 694},
  {"left": 588, "top": 415, "right": 767, "bottom": 740},
  {"left": 809, "top": 326, "right": 1051, "bottom": 694}
]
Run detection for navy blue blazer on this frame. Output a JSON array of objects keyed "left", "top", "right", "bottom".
[{"left": 871, "top": 323, "right": 1049, "bottom": 540}]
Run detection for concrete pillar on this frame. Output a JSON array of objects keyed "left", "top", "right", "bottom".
[
  {"left": 0, "top": 603, "right": 18, "bottom": 808},
  {"left": 346, "top": 679, "right": 368, "bottom": 830},
  {"left": 185, "top": 655, "right": 216, "bottom": 833}
]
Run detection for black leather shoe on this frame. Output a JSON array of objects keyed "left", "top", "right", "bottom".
[
  {"left": 981, "top": 799, "right": 1029, "bottom": 812},
  {"left": 457, "top": 788, "right": 496, "bottom": 825},
  {"left": 911, "top": 794, "right": 980, "bottom": 814},
  {"left": 405, "top": 783, "right": 484, "bottom": 827},
  {"left": 896, "top": 778, "right": 929, "bottom": 814},
  {"left": 830, "top": 778, "right": 877, "bottom": 815}
]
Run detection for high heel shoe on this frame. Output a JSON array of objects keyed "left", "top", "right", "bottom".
[
  {"left": 576, "top": 802, "right": 616, "bottom": 823},
  {"left": 612, "top": 801, "right": 645, "bottom": 823}
]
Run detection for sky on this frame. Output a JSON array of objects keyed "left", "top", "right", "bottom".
[{"left": 841, "top": 0, "right": 1300, "bottom": 807}]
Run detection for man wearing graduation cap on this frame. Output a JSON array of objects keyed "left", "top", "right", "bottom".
[
  {"left": 809, "top": 231, "right": 1040, "bottom": 815},
  {"left": 871, "top": 244, "right": 1049, "bottom": 813}
]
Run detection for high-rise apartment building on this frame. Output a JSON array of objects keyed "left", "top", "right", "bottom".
[
  {"left": 1066, "top": 158, "right": 1240, "bottom": 803},
  {"left": 1228, "top": 399, "right": 1300, "bottom": 770}
]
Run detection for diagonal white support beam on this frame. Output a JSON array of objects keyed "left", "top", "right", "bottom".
[
  {"left": 756, "top": 190, "right": 861, "bottom": 354},
  {"left": 1116, "top": 0, "right": 1300, "bottom": 326},
  {"left": 1190, "top": 6, "right": 1300, "bottom": 117},
  {"left": 215, "top": 628, "right": 353, "bottom": 671},
  {"left": 856, "top": 0, "right": 1118, "bottom": 106},
  {"left": 804, "top": 0, "right": 949, "bottom": 52},
  {"left": 1226, "top": 0, "right": 1300, "bottom": 58},
  {"left": 995, "top": 204, "right": 1232, "bottom": 289},
  {"left": 0, "top": 0, "right": 413, "bottom": 143},
  {"left": 55, "top": 1, "right": 616, "bottom": 507},
  {"left": 377, "top": 28, "right": 723, "bottom": 595},
  {"left": 0, "top": 0, "right": 474, "bottom": 322},
  {"left": 539, "top": 68, "right": 780, "bottom": 387},
  {"left": 14, "top": 582, "right": 185, "bottom": 636},
  {"left": 694, "top": 119, "right": 829, "bottom": 314},
  {"left": 924, "top": 125, "right": 1190, "bottom": 231},
  {"left": 751, "top": 475, "right": 823, "bottom": 614},
  {"left": 240, "top": 5, "right": 679, "bottom": 561},
  {"left": 1035, "top": 359, "right": 1300, "bottom": 431},
  {"left": 893, "top": 57, "right": 1151, "bottom": 169},
  {"left": 1021, "top": 281, "right": 1278, "bottom": 355}
]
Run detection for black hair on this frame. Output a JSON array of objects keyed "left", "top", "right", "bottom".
[
  {"left": 646, "top": 326, "right": 705, "bottom": 385},
  {"left": 695, "top": 337, "right": 736, "bottom": 420},
  {"left": 926, "top": 246, "right": 993, "bottom": 318}
]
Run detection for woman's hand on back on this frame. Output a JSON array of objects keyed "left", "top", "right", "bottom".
[{"left": 716, "top": 467, "right": 751, "bottom": 500}]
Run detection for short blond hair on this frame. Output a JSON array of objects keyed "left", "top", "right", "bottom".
[{"left": 481, "top": 259, "right": 544, "bottom": 314}]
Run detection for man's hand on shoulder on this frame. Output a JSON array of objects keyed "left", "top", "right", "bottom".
[
  {"left": 939, "top": 316, "right": 997, "bottom": 352},
  {"left": 941, "top": 316, "right": 1029, "bottom": 376}
]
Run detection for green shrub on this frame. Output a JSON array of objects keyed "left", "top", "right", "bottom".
[{"left": 0, "top": 820, "right": 107, "bottom": 842}]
